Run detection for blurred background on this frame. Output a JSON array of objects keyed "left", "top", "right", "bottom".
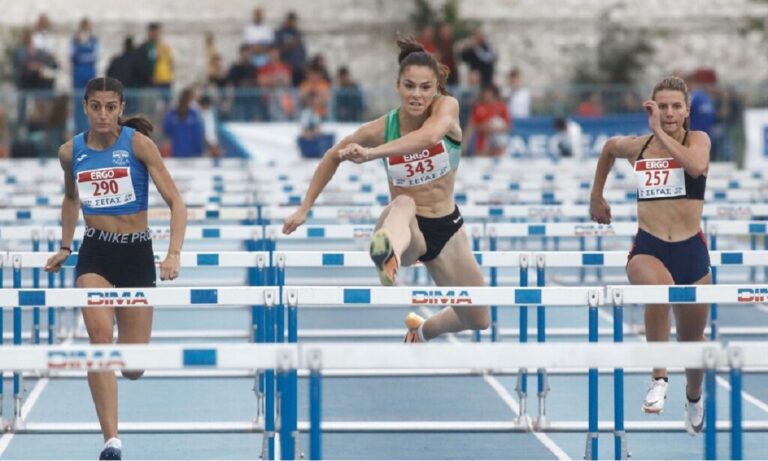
[{"left": 0, "top": 0, "right": 766, "bottom": 167}]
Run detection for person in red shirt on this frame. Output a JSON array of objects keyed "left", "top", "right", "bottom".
[{"left": 463, "top": 84, "right": 510, "bottom": 156}]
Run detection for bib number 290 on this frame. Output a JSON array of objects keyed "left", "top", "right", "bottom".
[
  {"left": 92, "top": 180, "right": 119, "bottom": 196},
  {"left": 404, "top": 159, "right": 434, "bottom": 178},
  {"left": 644, "top": 170, "right": 669, "bottom": 186}
]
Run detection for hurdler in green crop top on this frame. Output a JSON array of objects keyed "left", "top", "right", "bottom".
[{"left": 382, "top": 108, "right": 461, "bottom": 188}]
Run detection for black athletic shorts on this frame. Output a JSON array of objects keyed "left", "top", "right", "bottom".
[
  {"left": 416, "top": 205, "right": 464, "bottom": 262},
  {"left": 75, "top": 227, "right": 156, "bottom": 287}
]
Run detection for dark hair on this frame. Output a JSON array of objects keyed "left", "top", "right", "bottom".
[
  {"left": 83, "top": 77, "right": 153, "bottom": 136},
  {"left": 396, "top": 37, "right": 449, "bottom": 95},
  {"left": 651, "top": 75, "right": 690, "bottom": 130}
]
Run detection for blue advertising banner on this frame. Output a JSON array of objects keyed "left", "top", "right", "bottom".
[{"left": 507, "top": 113, "right": 649, "bottom": 158}]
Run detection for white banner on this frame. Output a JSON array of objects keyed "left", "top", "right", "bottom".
[{"left": 744, "top": 108, "right": 768, "bottom": 169}]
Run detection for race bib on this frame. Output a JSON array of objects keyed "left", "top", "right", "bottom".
[
  {"left": 387, "top": 141, "right": 450, "bottom": 187},
  {"left": 634, "top": 158, "right": 686, "bottom": 200},
  {"left": 77, "top": 167, "right": 136, "bottom": 208}
]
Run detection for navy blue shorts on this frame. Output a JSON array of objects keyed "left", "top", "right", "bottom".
[{"left": 628, "top": 228, "right": 711, "bottom": 285}]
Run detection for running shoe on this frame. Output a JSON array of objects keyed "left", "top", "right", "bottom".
[
  {"left": 369, "top": 230, "right": 399, "bottom": 286},
  {"left": 404, "top": 312, "right": 425, "bottom": 343},
  {"left": 99, "top": 447, "right": 121, "bottom": 460},
  {"left": 641, "top": 378, "right": 668, "bottom": 414},
  {"left": 684, "top": 397, "right": 704, "bottom": 436}
]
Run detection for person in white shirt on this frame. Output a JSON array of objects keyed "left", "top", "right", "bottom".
[
  {"left": 243, "top": 7, "right": 274, "bottom": 68},
  {"left": 506, "top": 68, "right": 531, "bottom": 119}
]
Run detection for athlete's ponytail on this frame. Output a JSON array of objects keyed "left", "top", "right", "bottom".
[{"left": 119, "top": 116, "right": 153, "bottom": 137}]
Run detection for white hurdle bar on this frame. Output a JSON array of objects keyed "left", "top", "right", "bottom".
[
  {"left": 3, "top": 203, "right": 768, "bottom": 224},
  {"left": 0, "top": 341, "right": 763, "bottom": 461}
]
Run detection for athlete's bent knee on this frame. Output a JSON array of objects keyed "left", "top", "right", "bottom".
[
  {"left": 391, "top": 194, "right": 416, "bottom": 211},
  {"left": 89, "top": 332, "right": 113, "bottom": 345},
  {"left": 465, "top": 307, "right": 490, "bottom": 330},
  {"left": 121, "top": 370, "right": 145, "bottom": 380}
]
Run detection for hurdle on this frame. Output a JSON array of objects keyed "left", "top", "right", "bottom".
[
  {"left": 0, "top": 340, "right": 757, "bottom": 460},
  {"left": 608, "top": 284, "right": 768, "bottom": 460}
]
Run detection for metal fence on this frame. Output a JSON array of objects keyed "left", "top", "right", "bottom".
[{"left": 0, "top": 83, "right": 752, "bottom": 163}]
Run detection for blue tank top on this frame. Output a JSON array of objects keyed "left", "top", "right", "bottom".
[{"left": 71, "top": 126, "right": 149, "bottom": 215}]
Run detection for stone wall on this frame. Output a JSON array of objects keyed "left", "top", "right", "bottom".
[{"left": 0, "top": 0, "right": 766, "bottom": 92}]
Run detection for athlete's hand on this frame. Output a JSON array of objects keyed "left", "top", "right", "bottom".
[
  {"left": 159, "top": 253, "right": 180, "bottom": 281},
  {"left": 283, "top": 208, "right": 308, "bottom": 235},
  {"left": 339, "top": 143, "right": 369, "bottom": 164},
  {"left": 643, "top": 100, "right": 662, "bottom": 133},
  {"left": 589, "top": 195, "right": 612, "bottom": 224},
  {"left": 44, "top": 249, "right": 71, "bottom": 273}
]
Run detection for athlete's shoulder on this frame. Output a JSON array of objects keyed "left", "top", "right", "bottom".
[{"left": 58, "top": 139, "right": 74, "bottom": 161}]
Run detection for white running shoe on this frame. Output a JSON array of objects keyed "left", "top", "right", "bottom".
[
  {"left": 684, "top": 398, "right": 705, "bottom": 436},
  {"left": 641, "top": 378, "right": 668, "bottom": 414}
]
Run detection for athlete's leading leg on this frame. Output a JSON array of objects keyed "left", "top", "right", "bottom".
[{"left": 370, "top": 195, "right": 426, "bottom": 284}]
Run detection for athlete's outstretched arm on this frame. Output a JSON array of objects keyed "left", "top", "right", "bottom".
[
  {"left": 45, "top": 141, "right": 80, "bottom": 272},
  {"left": 283, "top": 117, "right": 385, "bottom": 234},
  {"left": 362, "top": 96, "right": 459, "bottom": 161},
  {"left": 590, "top": 136, "right": 642, "bottom": 224}
]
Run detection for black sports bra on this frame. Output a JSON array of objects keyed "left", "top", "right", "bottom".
[{"left": 635, "top": 131, "right": 706, "bottom": 201}]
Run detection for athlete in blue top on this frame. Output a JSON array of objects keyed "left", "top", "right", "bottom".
[
  {"left": 590, "top": 76, "right": 710, "bottom": 435},
  {"left": 283, "top": 38, "right": 489, "bottom": 342},
  {"left": 44, "top": 77, "right": 186, "bottom": 460}
]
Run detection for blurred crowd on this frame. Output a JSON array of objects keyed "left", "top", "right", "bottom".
[{"left": 0, "top": 9, "right": 743, "bottom": 161}]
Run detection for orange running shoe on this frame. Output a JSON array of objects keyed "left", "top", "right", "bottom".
[
  {"left": 369, "top": 230, "right": 399, "bottom": 286},
  {"left": 403, "top": 312, "right": 425, "bottom": 343}
]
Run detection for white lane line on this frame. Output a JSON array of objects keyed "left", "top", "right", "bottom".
[
  {"left": 0, "top": 315, "right": 80, "bottom": 457},
  {"left": 418, "top": 306, "right": 571, "bottom": 460}
]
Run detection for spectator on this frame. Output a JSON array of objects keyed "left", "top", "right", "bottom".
[
  {"left": 0, "top": 104, "right": 9, "bottom": 158},
  {"left": 505, "top": 68, "right": 531, "bottom": 118},
  {"left": 71, "top": 18, "right": 98, "bottom": 89},
  {"left": 243, "top": 7, "right": 274, "bottom": 68},
  {"left": 163, "top": 87, "right": 205, "bottom": 157},
  {"left": 71, "top": 18, "right": 99, "bottom": 133},
  {"left": 463, "top": 84, "right": 510, "bottom": 157},
  {"left": 460, "top": 28, "right": 496, "bottom": 86},
  {"left": 14, "top": 28, "right": 58, "bottom": 89},
  {"left": 576, "top": 92, "right": 604, "bottom": 117},
  {"left": 275, "top": 11, "right": 307, "bottom": 86},
  {"left": 416, "top": 24, "right": 437, "bottom": 54},
  {"left": 687, "top": 72, "right": 716, "bottom": 159},
  {"left": 198, "top": 94, "right": 223, "bottom": 157},
  {"left": 308, "top": 53, "right": 331, "bottom": 83},
  {"left": 226, "top": 44, "right": 259, "bottom": 121},
  {"left": 204, "top": 32, "right": 221, "bottom": 81},
  {"left": 299, "top": 67, "right": 330, "bottom": 119},
  {"left": 457, "top": 69, "right": 482, "bottom": 129},
  {"left": 297, "top": 91, "right": 335, "bottom": 158},
  {"left": 136, "top": 22, "right": 173, "bottom": 90},
  {"left": 207, "top": 53, "right": 228, "bottom": 88},
  {"left": 107, "top": 37, "right": 138, "bottom": 88},
  {"left": 334, "top": 66, "right": 363, "bottom": 122},
  {"left": 31, "top": 14, "right": 55, "bottom": 55},
  {"left": 435, "top": 22, "right": 458, "bottom": 87},
  {"left": 258, "top": 48, "right": 294, "bottom": 121},
  {"left": 551, "top": 117, "right": 583, "bottom": 159}
]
